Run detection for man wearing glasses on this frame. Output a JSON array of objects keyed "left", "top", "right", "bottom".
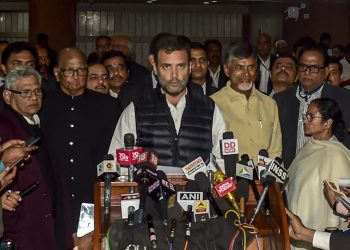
[
  {"left": 211, "top": 41, "right": 282, "bottom": 161},
  {"left": 86, "top": 63, "right": 110, "bottom": 95},
  {"left": 40, "top": 47, "right": 122, "bottom": 230},
  {"left": 0, "top": 66, "right": 74, "bottom": 249},
  {"left": 274, "top": 46, "right": 350, "bottom": 167}
]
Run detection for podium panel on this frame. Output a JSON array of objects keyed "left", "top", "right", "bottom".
[{"left": 94, "top": 178, "right": 290, "bottom": 250}]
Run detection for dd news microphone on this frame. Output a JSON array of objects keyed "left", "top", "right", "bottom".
[
  {"left": 97, "top": 154, "right": 117, "bottom": 217},
  {"left": 134, "top": 150, "right": 158, "bottom": 225},
  {"left": 220, "top": 131, "right": 239, "bottom": 177}
]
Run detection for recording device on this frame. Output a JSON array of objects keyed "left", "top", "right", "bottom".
[
  {"left": 220, "top": 131, "right": 239, "bottom": 176},
  {"left": 147, "top": 214, "right": 157, "bottom": 248},
  {"left": 97, "top": 154, "right": 117, "bottom": 216},
  {"left": 249, "top": 157, "right": 286, "bottom": 225},
  {"left": 8, "top": 137, "right": 41, "bottom": 171},
  {"left": 19, "top": 181, "right": 39, "bottom": 197},
  {"left": 213, "top": 170, "right": 239, "bottom": 212},
  {"left": 134, "top": 150, "right": 158, "bottom": 225},
  {"left": 194, "top": 172, "right": 223, "bottom": 217},
  {"left": 182, "top": 156, "right": 207, "bottom": 180}
]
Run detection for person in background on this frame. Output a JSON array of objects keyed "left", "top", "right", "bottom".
[
  {"left": 86, "top": 63, "right": 110, "bottom": 95},
  {"left": 327, "top": 56, "right": 343, "bottom": 87},
  {"left": 87, "top": 36, "right": 111, "bottom": 64}
]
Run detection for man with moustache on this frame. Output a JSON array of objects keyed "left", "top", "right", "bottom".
[
  {"left": 109, "top": 34, "right": 226, "bottom": 168},
  {"left": 40, "top": 47, "right": 122, "bottom": 228},
  {"left": 274, "top": 46, "right": 350, "bottom": 167},
  {"left": 101, "top": 50, "right": 129, "bottom": 98},
  {"left": 87, "top": 36, "right": 111, "bottom": 64},
  {"left": 269, "top": 54, "right": 297, "bottom": 96},
  {"left": 190, "top": 42, "right": 217, "bottom": 96},
  {"left": 211, "top": 41, "right": 282, "bottom": 161},
  {"left": 205, "top": 39, "right": 228, "bottom": 90},
  {"left": 86, "top": 63, "right": 110, "bottom": 94}
]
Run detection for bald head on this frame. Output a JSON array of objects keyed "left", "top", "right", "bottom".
[
  {"left": 257, "top": 33, "right": 272, "bottom": 60},
  {"left": 111, "top": 34, "right": 132, "bottom": 56},
  {"left": 54, "top": 47, "right": 87, "bottom": 96}
]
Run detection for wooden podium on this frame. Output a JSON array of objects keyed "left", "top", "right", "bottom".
[{"left": 93, "top": 177, "right": 290, "bottom": 250}]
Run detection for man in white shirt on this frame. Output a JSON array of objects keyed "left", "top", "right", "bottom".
[{"left": 109, "top": 34, "right": 226, "bottom": 168}]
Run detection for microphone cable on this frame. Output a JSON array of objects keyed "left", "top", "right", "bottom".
[{"left": 224, "top": 209, "right": 259, "bottom": 250}]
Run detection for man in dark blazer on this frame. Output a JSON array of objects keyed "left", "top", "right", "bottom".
[
  {"left": 274, "top": 46, "right": 350, "bottom": 167},
  {"left": 190, "top": 42, "right": 218, "bottom": 96},
  {"left": 205, "top": 39, "right": 229, "bottom": 90},
  {"left": 256, "top": 33, "right": 276, "bottom": 94}
]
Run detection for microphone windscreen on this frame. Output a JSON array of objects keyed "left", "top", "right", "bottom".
[
  {"left": 236, "top": 179, "right": 249, "bottom": 201},
  {"left": 275, "top": 157, "right": 283, "bottom": 164},
  {"left": 103, "top": 154, "right": 114, "bottom": 161},
  {"left": 240, "top": 154, "right": 250, "bottom": 164},
  {"left": 123, "top": 133, "right": 135, "bottom": 148},
  {"left": 194, "top": 172, "right": 211, "bottom": 191},
  {"left": 223, "top": 131, "right": 234, "bottom": 139},
  {"left": 258, "top": 149, "right": 269, "bottom": 158},
  {"left": 156, "top": 170, "right": 167, "bottom": 181}
]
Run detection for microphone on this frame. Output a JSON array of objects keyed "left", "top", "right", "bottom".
[
  {"left": 220, "top": 131, "right": 239, "bottom": 177},
  {"left": 97, "top": 154, "right": 117, "bottom": 217},
  {"left": 213, "top": 169, "right": 240, "bottom": 212},
  {"left": 120, "top": 193, "right": 140, "bottom": 227},
  {"left": 237, "top": 154, "right": 260, "bottom": 201},
  {"left": 185, "top": 205, "right": 193, "bottom": 240},
  {"left": 182, "top": 156, "right": 207, "bottom": 180},
  {"left": 134, "top": 150, "right": 158, "bottom": 225},
  {"left": 116, "top": 134, "right": 142, "bottom": 182},
  {"left": 249, "top": 157, "right": 287, "bottom": 225},
  {"left": 194, "top": 172, "right": 223, "bottom": 217},
  {"left": 147, "top": 214, "right": 157, "bottom": 248},
  {"left": 257, "top": 149, "right": 273, "bottom": 181},
  {"left": 124, "top": 133, "right": 136, "bottom": 193},
  {"left": 236, "top": 178, "right": 249, "bottom": 223}
]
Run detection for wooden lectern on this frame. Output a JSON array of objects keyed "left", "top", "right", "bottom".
[{"left": 94, "top": 178, "right": 290, "bottom": 250}]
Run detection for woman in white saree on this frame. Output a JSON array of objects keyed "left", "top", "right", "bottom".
[{"left": 287, "top": 97, "right": 350, "bottom": 250}]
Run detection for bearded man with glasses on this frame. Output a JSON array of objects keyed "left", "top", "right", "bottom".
[
  {"left": 40, "top": 47, "right": 122, "bottom": 233},
  {"left": 274, "top": 46, "right": 350, "bottom": 168}
]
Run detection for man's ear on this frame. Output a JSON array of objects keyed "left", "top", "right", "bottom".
[
  {"left": 3, "top": 90, "right": 11, "bottom": 105},
  {"left": 1, "top": 64, "right": 7, "bottom": 75},
  {"left": 53, "top": 66, "right": 60, "bottom": 82},
  {"left": 223, "top": 64, "right": 230, "bottom": 78},
  {"left": 325, "top": 66, "right": 330, "bottom": 80}
]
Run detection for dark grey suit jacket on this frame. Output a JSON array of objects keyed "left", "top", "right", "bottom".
[
  {"left": 273, "top": 83, "right": 350, "bottom": 167},
  {"left": 330, "top": 231, "right": 350, "bottom": 250}
]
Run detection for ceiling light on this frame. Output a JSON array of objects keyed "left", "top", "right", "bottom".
[
  {"left": 211, "top": 0, "right": 218, "bottom": 2},
  {"left": 203, "top": 1, "right": 210, "bottom": 4}
]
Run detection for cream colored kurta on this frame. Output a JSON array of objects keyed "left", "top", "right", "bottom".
[
  {"left": 210, "top": 82, "right": 282, "bottom": 161},
  {"left": 287, "top": 136, "right": 350, "bottom": 250}
]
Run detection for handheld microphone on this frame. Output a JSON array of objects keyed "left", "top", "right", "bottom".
[
  {"left": 185, "top": 205, "right": 193, "bottom": 240},
  {"left": 237, "top": 154, "right": 260, "bottom": 201},
  {"left": 97, "top": 154, "right": 117, "bottom": 217},
  {"left": 147, "top": 214, "right": 157, "bottom": 248},
  {"left": 220, "top": 131, "right": 239, "bottom": 177},
  {"left": 257, "top": 149, "right": 273, "bottom": 181},
  {"left": 194, "top": 172, "right": 223, "bottom": 217},
  {"left": 213, "top": 170, "right": 239, "bottom": 212},
  {"left": 124, "top": 133, "right": 136, "bottom": 193},
  {"left": 134, "top": 150, "right": 158, "bottom": 225},
  {"left": 155, "top": 170, "right": 173, "bottom": 226},
  {"left": 182, "top": 156, "right": 207, "bottom": 180}
]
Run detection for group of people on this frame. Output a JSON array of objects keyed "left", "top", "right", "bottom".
[{"left": 0, "top": 30, "right": 349, "bottom": 250}]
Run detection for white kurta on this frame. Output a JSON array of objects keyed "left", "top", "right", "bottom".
[{"left": 287, "top": 136, "right": 350, "bottom": 250}]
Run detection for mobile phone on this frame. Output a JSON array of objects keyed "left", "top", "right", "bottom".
[
  {"left": 7, "top": 137, "right": 40, "bottom": 171},
  {"left": 25, "top": 137, "right": 40, "bottom": 147},
  {"left": 19, "top": 181, "right": 39, "bottom": 197}
]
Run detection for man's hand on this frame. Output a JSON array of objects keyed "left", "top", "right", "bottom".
[
  {"left": 1, "top": 139, "right": 25, "bottom": 151},
  {"left": 2, "top": 189, "right": 21, "bottom": 211},
  {"left": 0, "top": 166, "right": 18, "bottom": 191},
  {"left": 1, "top": 144, "right": 38, "bottom": 168},
  {"left": 340, "top": 187, "right": 350, "bottom": 197},
  {"left": 285, "top": 208, "right": 315, "bottom": 244}
]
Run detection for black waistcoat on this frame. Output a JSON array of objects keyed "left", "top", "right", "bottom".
[{"left": 134, "top": 86, "right": 215, "bottom": 167}]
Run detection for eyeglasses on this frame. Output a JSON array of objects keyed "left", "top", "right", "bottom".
[
  {"left": 298, "top": 63, "right": 326, "bottom": 73},
  {"left": 88, "top": 74, "right": 109, "bottom": 81},
  {"left": 303, "top": 113, "right": 323, "bottom": 122},
  {"left": 59, "top": 67, "right": 88, "bottom": 77},
  {"left": 232, "top": 64, "right": 257, "bottom": 72},
  {"left": 8, "top": 88, "right": 44, "bottom": 98}
]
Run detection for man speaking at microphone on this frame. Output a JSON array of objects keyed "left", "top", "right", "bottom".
[
  {"left": 109, "top": 34, "right": 226, "bottom": 168},
  {"left": 210, "top": 41, "right": 282, "bottom": 161}
]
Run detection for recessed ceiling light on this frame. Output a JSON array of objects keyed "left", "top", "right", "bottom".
[
  {"left": 211, "top": 0, "right": 218, "bottom": 2},
  {"left": 146, "top": 0, "right": 153, "bottom": 3},
  {"left": 203, "top": 1, "right": 210, "bottom": 4}
]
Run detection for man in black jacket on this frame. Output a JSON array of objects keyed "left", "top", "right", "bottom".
[
  {"left": 274, "top": 46, "right": 350, "bottom": 167},
  {"left": 109, "top": 34, "right": 226, "bottom": 169}
]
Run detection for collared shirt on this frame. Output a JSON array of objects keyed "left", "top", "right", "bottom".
[
  {"left": 108, "top": 88, "right": 226, "bottom": 169},
  {"left": 258, "top": 55, "right": 271, "bottom": 94},
  {"left": 202, "top": 82, "right": 207, "bottom": 95},
  {"left": 313, "top": 231, "right": 331, "bottom": 250},
  {"left": 109, "top": 89, "right": 119, "bottom": 98},
  {"left": 211, "top": 82, "right": 282, "bottom": 161},
  {"left": 23, "top": 114, "right": 40, "bottom": 126},
  {"left": 340, "top": 58, "right": 350, "bottom": 81},
  {"left": 295, "top": 84, "right": 324, "bottom": 154},
  {"left": 151, "top": 72, "right": 158, "bottom": 89},
  {"left": 209, "top": 65, "right": 221, "bottom": 88}
]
